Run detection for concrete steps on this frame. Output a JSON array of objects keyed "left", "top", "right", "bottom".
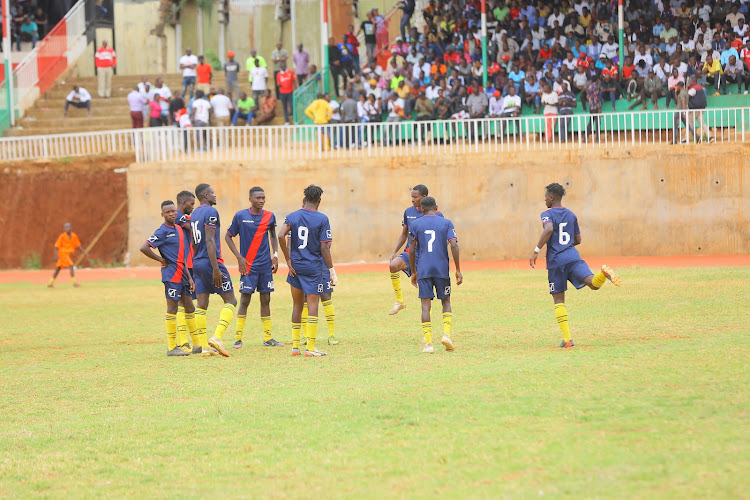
[{"left": 7, "top": 71, "right": 291, "bottom": 137}]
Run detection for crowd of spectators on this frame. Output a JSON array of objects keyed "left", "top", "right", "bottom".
[
  {"left": 323, "top": 0, "right": 750, "bottom": 135},
  {"left": 8, "top": 0, "right": 48, "bottom": 51}
]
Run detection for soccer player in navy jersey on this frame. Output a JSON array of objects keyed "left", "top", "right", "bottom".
[
  {"left": 530, "top": 183, "right": 622, "bottom": 348},
  {"left": 139, "top": 200, "right": 202, "bottom": 357},
  {"left": 409, "top": 196, "right": 462, "bottom": 354},
  {"left": 190, "top": 183, "right": 237, "bottom": 357},
  {"left": 278, "top": 185, "right": 337, "bottom": 357},
  {"left": 174, "top": 190, "right": 196, "bottom": 353},
  {"left": 225, "top": 186, "right": 284, "bottom": 349},
  {"left": 388, "top": 184, "right": 444, "bottom": 316}
]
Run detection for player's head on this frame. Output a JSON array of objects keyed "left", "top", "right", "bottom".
[
  {"left": 195, "top": 183, "right": 216, "bottom": 206},
  {"left": 249, "top": 186, "right": 266, "bottom": 211},
  {"left": 420, "top": 196, "right": 437, "bottom": 214},
  {"left": 411, "top": 184, "right": 429, "bottom": 208},
  {"left": 544, "top": 182, "right": 566, "bottom": 208},
  {"left": 161, "top": 200, "right": 177, "bottom": 224},
  {"left": 63, "top": 222, "right": 72, "bottom": 233},
  {"left": 303, "top": 184, "right": 323, "bottom": 209},
  {"left": 176, "top": 190, "right": 196, "bottom": 214}
]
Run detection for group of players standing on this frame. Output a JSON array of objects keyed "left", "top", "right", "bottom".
[{"left": 141, "top": 180, "right": 621, "bottom": 357}]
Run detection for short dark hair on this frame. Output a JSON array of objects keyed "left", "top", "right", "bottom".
[
  {"left": 249, "top": 186, "right": 264, "bottom": 197},
  {"left": 545, "top": 182, "right": 566, "bottom": 199},
  {"left": 195, "top": 90, "right": 205, "bottom": 99},
  {"left": 195, "top": 183, "right": 211, "bottom": 199},
  {"left": 412, "top": 184, "right": 429, "bottom": 196},
  {"left": 420, "top": 196, "right": 437, "bottom": 210},
  {"left": 303, "top": 184, "right": 323, "bottom": 203},
  {"left": 176, "top": 190, "right": 195, "bottom": 203},
  {"left": 161, "top": 200, "right": 175, "bottom": 208}
]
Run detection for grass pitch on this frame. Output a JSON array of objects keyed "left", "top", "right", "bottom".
[{"left": 0, "top": 266, "right": 748, "bottom": 498}]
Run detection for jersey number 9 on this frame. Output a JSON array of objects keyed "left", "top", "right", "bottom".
[
  {"left": 298, "top": 226, "right": 308, "bottom": 249},
  {"left": 191, "top": 221, "right": 202, "bottom": 244}
]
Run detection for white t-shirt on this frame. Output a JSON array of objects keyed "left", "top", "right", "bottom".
[
  {"left": 180, "top": 54, "right": 199, "bottom": 77},
  {"left": 192, "top": 98, "right": 212, "bottom": 124},
  {"left": 250, "top": 66, "right": 269, "bottom": 91},
  {"left": 329, "top": 100, "right": 341, "bottom": 121},
  {"left": 179, "top": 113, "right": 192, "bottom": 129},
  {"left": 209, "top": 94, "right": 233, "bottom": 118},
  {"left": 66, "top": 88, "right": 91, "bottom": 102},
  {"left": 601, "top": 42, "right": 619, "bottom": 60},
  {"left": 502, "top": 95, "right": 521, "bottom": 110},
  {"left": 153, "top": 85, "right": 172, "bottom": 111},
  {"left": 541, "top": 91, "right": 559, "bottom": 114}
]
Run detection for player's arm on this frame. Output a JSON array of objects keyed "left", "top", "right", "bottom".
[
  {"left": 530, "top": 222, "right": 554, "bottom": 268},
  {"left": 225, "top": 230, "right": 247, "bottom": 275},
  {"left": 450, "top": 238, "right": 463, "bottom": 285},
  {"left": 269, "top": 225, "right": 279, "bottom": 273},
  {"left": 277, "top": 222, "right": 295, "bottom": 276},
  {"left": 185, "top": 267, "right": 195, "bottom": 293},
  {"left": 204, "top": 225, "right": 225, "bottom": 288},
  {"left": 321, "top": 241, "right": 337, "bottom": 286},
  {"left": 574, "top": 234, "right": 582, "bottom": 246},
  {"left": 390, "top": 225, "right": 409, "bottom": 261},
  {"left": 409, "top": 235, "right": 418, "bottom": 287},
  {"left": 140, "top": 241, "right": 167, "bottom": 267}
]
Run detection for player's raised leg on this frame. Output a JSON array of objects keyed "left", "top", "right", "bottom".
[
  {"left": 235, "top": 292, "right": 251, "bottom": 348},
  {"left": 587, "top": 264, "right": 622, "bottom": 289}
]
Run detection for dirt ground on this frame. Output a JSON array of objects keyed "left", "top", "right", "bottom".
[
  {"left": 0, "top": 154, "right": 133, "bottom": 269},
  {"left": 1, "top": 255, "right": 748, "bottom": 284}
]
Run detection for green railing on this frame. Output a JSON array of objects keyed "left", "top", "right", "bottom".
[
  {"left": 0, "top": 77, "right": 17, "bottom": 135},
  {"left": 292, "top": 68, "right": 329, "bottom": 125}
]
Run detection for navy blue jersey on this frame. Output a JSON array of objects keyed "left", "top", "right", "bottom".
[
  {"left": 403, "top": 206, "right": 443, "bottom": 251},
  {"left": 176, "top": 210, "right": 193, "bottom": 268},
  {"left": 541, "top": 207, "right": 581, "bottom": 269},
  {"left": 284, "top": 209, "right": 332, "bottom": 275},
  {"left": 191, "top": 204, "right": 224, "bottom": 264},
  {"left": 227, "top": 209, "right": 276, "bottom": 274},
  {"left": 409, "top": 214, "right": 457, "bottom": 279},
  {"left": 147, "top": 223, "right": 189, "bottom": 283}
]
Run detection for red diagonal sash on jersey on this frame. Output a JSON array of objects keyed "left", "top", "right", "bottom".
[{"left": 244, "top": 211, "right": 273, "bottom": 274}]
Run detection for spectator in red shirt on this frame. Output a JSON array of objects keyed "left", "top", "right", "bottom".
[
  {"left": 196, "top": 55, "right": 213, "bottom": 95},
  {"left": 345, "top": 24, "right": 361, "bottom": 74},
  {"left": 276, "top": 61, "right": 296, "bottom": 125},
  {"left": 95, "top": 40, "right": 117, "bottom": 98}
]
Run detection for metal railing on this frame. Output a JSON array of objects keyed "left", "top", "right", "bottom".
[{"left": 0, "top": 107, "right": 747, "bottom": 163}]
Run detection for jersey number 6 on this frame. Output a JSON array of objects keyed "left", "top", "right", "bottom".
[{"left": 558, "top": 222, "right": 570, "bottom": 245}]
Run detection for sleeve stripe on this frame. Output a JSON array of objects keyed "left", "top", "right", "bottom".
[
  {"left": 320, "top": 239, "right": 332, "bottom": 242},
  {"left": 226, "top": 230, "right": 236, "bottom": 237},
  {"left": 448, "top": 237, "right": 458, "bottom": 241},
  {"left": 147, "top": 241, "right": 157, "bottom": 248}
]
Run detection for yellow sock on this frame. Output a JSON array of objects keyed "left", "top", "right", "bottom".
[
  {"left": 71, "top": 276, "right": 77, "bottom": 285},
  {"left": 48, "top": 277, "right": 55, "bottom": 285},
  {"left": 306, "top": 316, "right": 319, "bottom": 352},
  {"left": 301, "top": 302, "right": 308, "bottom": 337},
  {"left": 390, "top": 273, "right": 404, "bottom": 303},
  {"left": 213, "top": 303, "right": 236, "bottom": 340},
  {"left": 592, "top": 270, "right": 607, "bottom": 289},
  {"left": 292, "top": 322, "right": 301, "bottom": 349},
  {"left": 176, "top": 306, "right": 188, "bottom": 347},
  {"left": 195, "top": 308, "right": 209, "bottom": 348},
  {"left": 322, "top": 300, "right": 335, "bottom": 337},
  {"left": 422, "top": 322, "right": 432, "bottom": 344},
  {"left": 442, "top": 312, "right": 453, "bottom": 337},
  {"left": 555, "top": 303, "right": 571, "bottom": 342},
  {"left": 165, "top": 313, "right": 177, "bottom": 351},
  {"left": 236, "top": 314, "right": 247, "bottom": 342},
  {"left": 184, "top": 312, "right": 198, "bottom": 346},
  {"left": 261, "top": 316, "right": 272, "bottom": 342}
]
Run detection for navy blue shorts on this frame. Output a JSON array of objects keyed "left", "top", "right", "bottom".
[
  {"left": 239, "top": 270, "right": 275, "bottom": 295},
  {"left": 547, "top": 260, "right": 593, "bottom": 294},
  {"left": 164, "top": 281, "right": 191, "bottom": 301},
  {"left": 287, "top": 271, "right": 333, "bottom": 295},
  {"left": 192, "top": 260, "right": 234, "bottom": 295},
  {"left": 417, "top": 277, "right": 451, "bottom": 300},
  {"left": 398, "top": 251, "right": 412, "bottom": 277}
]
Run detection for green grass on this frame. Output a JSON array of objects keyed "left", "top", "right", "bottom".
[{"left": 0, "top": 267, "right": 748, "bottom": 498}]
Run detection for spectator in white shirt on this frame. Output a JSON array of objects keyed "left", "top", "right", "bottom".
[
  {"left": 250, "top": 58, "right": 269, "bottom": 102},
  {"left": 64, "top": 86, "right": 91, "bottom": 117},
  {"left": 501, "top": 85, "right": 522, "bottom": 134},
  {"left": 488, "top": 90, "right": 504, "bottom": 117},
  {"left": 209, "top": 89, "right": 234, "bottom": 127},
  {"left": 634, "top": 46, "right": 653, "bottom": 68},
  {"left": 152, "top": 78, "right": 172, "bottom": 123},
  {"left": 601, "top": 36, "right": 619, "bottom": 61},
  {"left": 179, "top": 48, "right": 199, "bottom": 98},
  {"left": 654, "top": 60, "right": 671, "bottom": 84}
]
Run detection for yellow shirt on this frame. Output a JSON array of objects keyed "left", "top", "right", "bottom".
[
  {"left": 702, "top": 59, "right": 723, "bottom": 75},
  {"left": 304, "top": 99, "right": 332, "bottom": 124}
]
